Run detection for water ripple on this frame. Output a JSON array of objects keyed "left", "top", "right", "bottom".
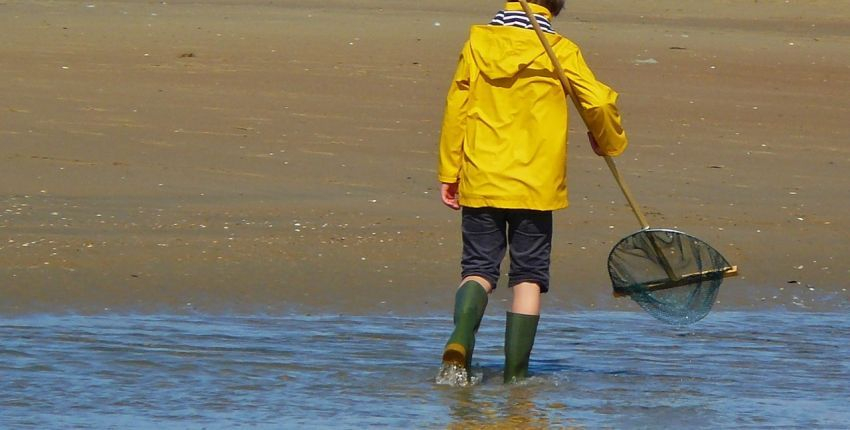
[{"left": 0, "top": 311, "right": 848, "bottom": 428}]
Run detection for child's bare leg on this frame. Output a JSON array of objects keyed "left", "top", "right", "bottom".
[{"left": 511, "top": 281, "right": 541, "bottom": 315}]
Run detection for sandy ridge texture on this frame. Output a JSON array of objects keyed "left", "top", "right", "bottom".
[{"left": 1, "top": 0, "right": 849, "bottom": 314}]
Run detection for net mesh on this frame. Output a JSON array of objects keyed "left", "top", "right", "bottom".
[{"left": 608, "top": 229, "right": 732, "bottom": 325}]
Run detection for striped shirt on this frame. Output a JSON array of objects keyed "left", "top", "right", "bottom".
[{"left": 489, "top": 10, "right": 555, "bottom": 33}]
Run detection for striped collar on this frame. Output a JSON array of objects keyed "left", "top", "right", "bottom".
[{"left": 489, "top": 9, "right": 555, "bottom": 33}]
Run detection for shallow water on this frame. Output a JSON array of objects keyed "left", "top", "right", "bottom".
[{"left": 2, "top": 311, "right": 848, "bottom": 429}]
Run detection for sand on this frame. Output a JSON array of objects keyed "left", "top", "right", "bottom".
[{"left": 1, "top": 0, "right": 849, "bottom": 314}]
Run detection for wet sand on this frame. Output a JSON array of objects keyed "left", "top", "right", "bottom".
[{"left": 2, "top": 0, "right": 849, "bottom": 314}]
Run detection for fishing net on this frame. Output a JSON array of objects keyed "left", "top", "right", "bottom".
[
  {"left": 608, "top": 229, "right": 734, "bottom": 325},
  {"left": 512, "top": 0, "right": 738, "bottom": 326}
]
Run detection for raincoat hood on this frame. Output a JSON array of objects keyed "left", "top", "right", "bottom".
[
  {"left": 467, "top": 25, "right": 553, "bottom": 80},
  {"left": 467, "top": 2, "right": 560, "bottom": 80}
]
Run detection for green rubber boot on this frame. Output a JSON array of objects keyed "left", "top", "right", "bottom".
[
  {"left": 442, "top": 281, "right": 489, "bottom": 372},
  {"left": 503, "top": 311, "right": 540, "bottom": 384}
]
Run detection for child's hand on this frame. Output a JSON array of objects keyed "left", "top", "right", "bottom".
[
  {"left": 587, "top": 131, "right": 605, "bottom": 156},
  {"left": 440, "top": 182, "right": 460, "bottom": 210}
]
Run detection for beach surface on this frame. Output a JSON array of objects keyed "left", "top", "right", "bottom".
[{"left": 2, "top": 0, "right": 849, "bottom": 314}]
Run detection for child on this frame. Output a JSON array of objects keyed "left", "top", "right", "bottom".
[{"left": 438, "top": 0, "right": 628, "bottom": 383}]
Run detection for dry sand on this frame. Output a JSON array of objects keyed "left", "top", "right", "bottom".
[{"left": 2, "top": 0, "right": 849, "bottom": 314}]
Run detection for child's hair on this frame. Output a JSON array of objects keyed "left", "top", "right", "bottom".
[{"left": 523, "top": 0, "right": 565, "bottom": 17}]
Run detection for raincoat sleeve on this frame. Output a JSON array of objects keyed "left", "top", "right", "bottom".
[
  {"left": 437, "top": 45, "right": 471, "bottom": 184},
  {"left": 560, "top": 47, "right": 628, "bottom": 156}
]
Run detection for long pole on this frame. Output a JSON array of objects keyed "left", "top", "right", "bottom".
[
  {"left": 516, "top": 0, "right": 679, "bottom": 281},
  {"left": 516, "top": 0, "right": 650, "bottom": 229}
]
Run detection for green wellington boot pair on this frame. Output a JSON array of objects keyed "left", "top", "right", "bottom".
[{"left": 441, "top": 281, "right": 540, "bottom": 383}]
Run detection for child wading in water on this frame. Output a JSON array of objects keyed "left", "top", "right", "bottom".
[{"left": 438, "top": 0, "right": 628, "bottom": 384}]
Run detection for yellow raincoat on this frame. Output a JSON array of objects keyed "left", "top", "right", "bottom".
[{"left": 438, "top": 3, "right": 627, "bottom": 211}]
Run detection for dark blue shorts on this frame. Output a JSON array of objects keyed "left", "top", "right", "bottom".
[{"left": 461, "top": 207, "right": 553, "bottom": 293}]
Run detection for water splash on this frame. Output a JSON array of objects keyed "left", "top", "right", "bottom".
[
  {"left": 435, "top": 362, "right": 469, "bottom": 386},
  {"left": 435, "top": 362, "right": 483, "bottom": 387}
]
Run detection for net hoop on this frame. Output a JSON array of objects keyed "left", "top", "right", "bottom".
[{"left": 607, "top": 228, "right": 733, "bottom": 325}]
